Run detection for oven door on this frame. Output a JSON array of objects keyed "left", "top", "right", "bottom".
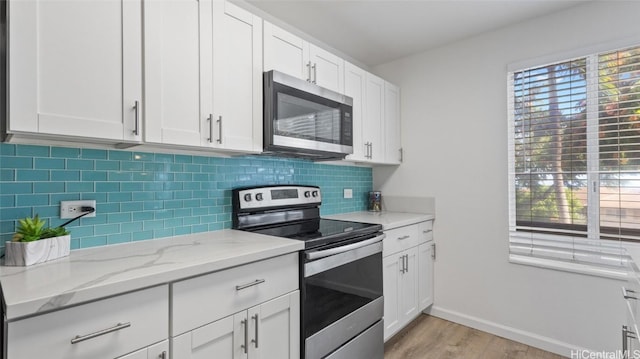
[{"left": 302, "top": 233, "right": 384, "bottom": 359}]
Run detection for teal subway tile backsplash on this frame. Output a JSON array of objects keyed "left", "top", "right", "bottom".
[{"left": 0, "top": 144, "right": 372, "bottom": 251}]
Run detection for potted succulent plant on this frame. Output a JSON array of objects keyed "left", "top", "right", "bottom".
[{"left": 5, "top": 215, "right": 71, "bottom": 266}]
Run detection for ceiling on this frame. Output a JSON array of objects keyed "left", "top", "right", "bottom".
[{"left": 248, "top": 0, "right": 591, "bottom": 67}]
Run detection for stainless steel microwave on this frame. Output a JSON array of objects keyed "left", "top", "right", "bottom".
[{"left": 263, "top": 70, "right": 353, "bottom": 160}]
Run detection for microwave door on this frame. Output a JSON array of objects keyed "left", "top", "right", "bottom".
[{"left": 269, "top": 83, "right": 352, "bottom": 155}]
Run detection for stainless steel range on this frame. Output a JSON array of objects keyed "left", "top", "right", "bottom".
[{"left": 232, "top": 185, "right": 384, "bottom": 359}]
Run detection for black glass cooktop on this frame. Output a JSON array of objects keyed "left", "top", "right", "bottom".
[{"left": 250, "top": 218, "right": 381, "bottom": 250}]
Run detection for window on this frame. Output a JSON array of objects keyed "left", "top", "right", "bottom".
[{"left": 507, "top": 45, "right": 640, "bottom": 275}]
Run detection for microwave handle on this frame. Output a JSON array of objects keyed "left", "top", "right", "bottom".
[{"left": 306, "top": 234, "right": 385, "bottom": 261}]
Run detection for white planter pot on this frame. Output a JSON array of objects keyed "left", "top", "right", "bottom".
[{"left": 4, "top": 235, "right": 71, "bottom": 266}]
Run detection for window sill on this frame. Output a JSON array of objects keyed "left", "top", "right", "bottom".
[{"left": 509, "top": 254, "right": 629, "bottom": 281}]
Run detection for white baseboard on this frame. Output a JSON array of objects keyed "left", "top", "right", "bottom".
[{"left": 427, "top": 306, "right": 588, "bottom": 357}]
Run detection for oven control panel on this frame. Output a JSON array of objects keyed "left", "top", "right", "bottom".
[{"left": 234, "top": 185, "right": 321, "bottom": 210}]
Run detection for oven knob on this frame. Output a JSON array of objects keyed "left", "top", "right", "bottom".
[
  {"left": 312, "top": 191, "right": 319, "bottom": 197},
  {"left": 256, "top": 193, "right": 263, "bottom": 201},
  {"left": 243, "top": 193, "right": 252, "bottom": 202},
  {"left": 304, "top": 191, "right": 311, "bottom": 198}
]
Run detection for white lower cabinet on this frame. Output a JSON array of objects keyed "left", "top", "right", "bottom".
[
  {"left": 171, "top": 253, "right": 300, "bottom": 359},
  {"left": 383, "top": 220, "right": 434, "bottom": 341},
  {"left": 6, "top": 285, "right": 169, "bottom": 359},
  {"left": 418, "top": 242, "right": 434, "bottom": 310},
  {"left": 172, "top": 291, "right": 300, "bottom": 359},
  {"left": 117, "top": 340, "right": 169, "bottom": 359}
]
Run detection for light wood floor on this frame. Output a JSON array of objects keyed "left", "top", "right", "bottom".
[{"left": 384, "top": 315, "right": 566, "bottom": 359}]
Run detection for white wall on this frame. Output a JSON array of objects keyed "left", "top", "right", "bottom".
[{"left": 373, "top": 1, "right": 640, "bottom": 355}]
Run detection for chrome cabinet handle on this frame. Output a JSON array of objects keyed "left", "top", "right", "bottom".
[
  {"left": 400, "top": 255, "right": 404, "bottom": 273},
  {"left": 623, "top": 325, "right": 637, "bottom": 353},
  {"left": 217, "top": 115, "right": 222, "bottom": 144},
  {"left": 133, "top": 101, "right": 140, "bottom": 136},
  {"left": 405, "top": 254, "right": 409, "bottom": 272},
  {"left": 623, "top": 325, "right": 628, "bottom": 354},
  {"left": 241, "top": 318, "right": 248, "bottom": 353},
  {"left": 432, "top": 243, "right": 436, "bottom": 260},
  {"left": 70, "top": 322, "right": 131, "bottom": 344},
  {"left": 160, "top": 351, "right": 167, "bottom": 359},
  {"left": 623, "top": 287, "right": 638, "bottom": 300},
  {"left": 370, "top": 143, "right": 373, "bottom": 159},
  {"left": 399, "top": 148, "right": 403, "bottom": 162},
  {"left": 236, "top": 279, "right": 265, "bottom": 291},
  {"left": 306, "top": 62, "right": 312, "bottom": 82},
  {"left": 251, "top": 314, "right": 259, "bottom": 348},
  {"left": 207, "top": 114, "right": 213, "bottom": 143},
  {"left": 398, "top": 235, "right": 410, "bottom": 240},
  {"left": 423, "top": 229, "right": 433, "bottom": 234},
  {"left": 312, "top": 63, "right": 317, "bottom": 84}
]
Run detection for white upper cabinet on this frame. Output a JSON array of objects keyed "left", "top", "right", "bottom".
[
  {"left": 144, "top": 0, "right": 262, "bottom": 153},
  {"left": 345, "top": 63, "right": 402, "bottom": 165},
  {"left": 309, "top": 45, "right": 344, "bottom": 93},
  {"left": 205, "top": 1, "right": 263, "bottom": 152},
  {"left": 263, "top": 22, "right": 310, "bottom": 81},
  {"left": 344, "top": 62, "right": 367, "bottom": 162},
  {"left": 384, "top": 82, "right": 402, "bottom": 164},
  {"left": 143, "top": 0, "right": 203, "bottom": 146},
  {"left": 263, "top": 21, "right": 344, "bottom": 94},
  {"left": 364, "top": 73, "right": 385, "bottom": 162},
  {"left": 8, "top": 0, "right": 143, "bottom": 142}
]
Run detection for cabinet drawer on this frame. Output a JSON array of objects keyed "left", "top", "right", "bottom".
[
  {"left": 7, "top": 285, "right": 168, "bottom": 359},
  {"left": 172, "top": 252, "right": 299, "bottom": 335},
  {"left": 418, "top": 221, "right": 434, "bottom": 243},
  {"left": 383, "top": 225, "right": 420, "bottom": 256}
]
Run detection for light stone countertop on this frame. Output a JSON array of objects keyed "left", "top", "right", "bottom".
[
  {"left": 0, "top": 230, "right": 303, "bottom": 321},
  {"left": 325, "top": 211, "right": 434, "bottom": 230}
]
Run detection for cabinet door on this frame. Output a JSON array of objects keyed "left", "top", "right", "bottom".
[
  {"left": 384, "top": 81, "right": 402, "bottom": 164},
  {"left": 207, "top": 1, "right": 262, "bottom": 152},
  {"left": 8, "top": 0, "right": 142, "bottom": 142},
  {"left": 172, "top": 314, "right": 246, "bottom": 359},
  {"left": 309, "top": 45, "right": 344, "bottom": 93},
  {"left": 117, "top": 340, "right": 169, "bottom": 359},
  {"left": 383, "top": 255, "right": 401, "bottom": 341},
  {"left": 143, "top": 0, "right": 203, "bottom": 146},
  {"left": 364, "top": 73, "right": 385, "bottom": 162},
  {"left": 249, "top": 291, "right": 300, "bottom": 359},
  {"left": 344, "top": 62, "right": 367, "bottom": 162},
  {"left": 263, "top": 21, "right": 310, "bottom": 81},
  {"left": 399, "top": 247, "right": 419, "bottom": 328},
  {"left": 418, "top": 242, "right": 434, "bottom": 311}
]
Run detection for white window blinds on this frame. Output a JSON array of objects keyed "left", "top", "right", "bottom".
[{"left": 508, "top": 45, "right": 640, "bottom": 273}]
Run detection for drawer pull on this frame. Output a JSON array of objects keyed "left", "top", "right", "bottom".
[
  {"left": 236, "top": 279, "right": 266, "bottom": 291},
  {"left": 423, "top": 229, "right": 433, "bottom": 234},
  {"left": 398, "top": 235, "right": 410, "bottom": 240},
  {"left": 70, "top": 322, "right": 131, "bottom": 344}
]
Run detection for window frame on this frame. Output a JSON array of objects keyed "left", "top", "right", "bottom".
[{"left": 506, "top": 45, "right": 640, "bottom": 278}]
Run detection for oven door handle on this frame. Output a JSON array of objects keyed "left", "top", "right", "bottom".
[{"left": 306, "top": 234, "right": 385, "bottom": 261}]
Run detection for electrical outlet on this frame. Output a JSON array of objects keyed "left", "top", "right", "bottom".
[
  {"left": 60, "top": 200, "right": 96, "bottom": 219},
  {"left": 344, "top": 188, "right": 353, "bottom": 199}
]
